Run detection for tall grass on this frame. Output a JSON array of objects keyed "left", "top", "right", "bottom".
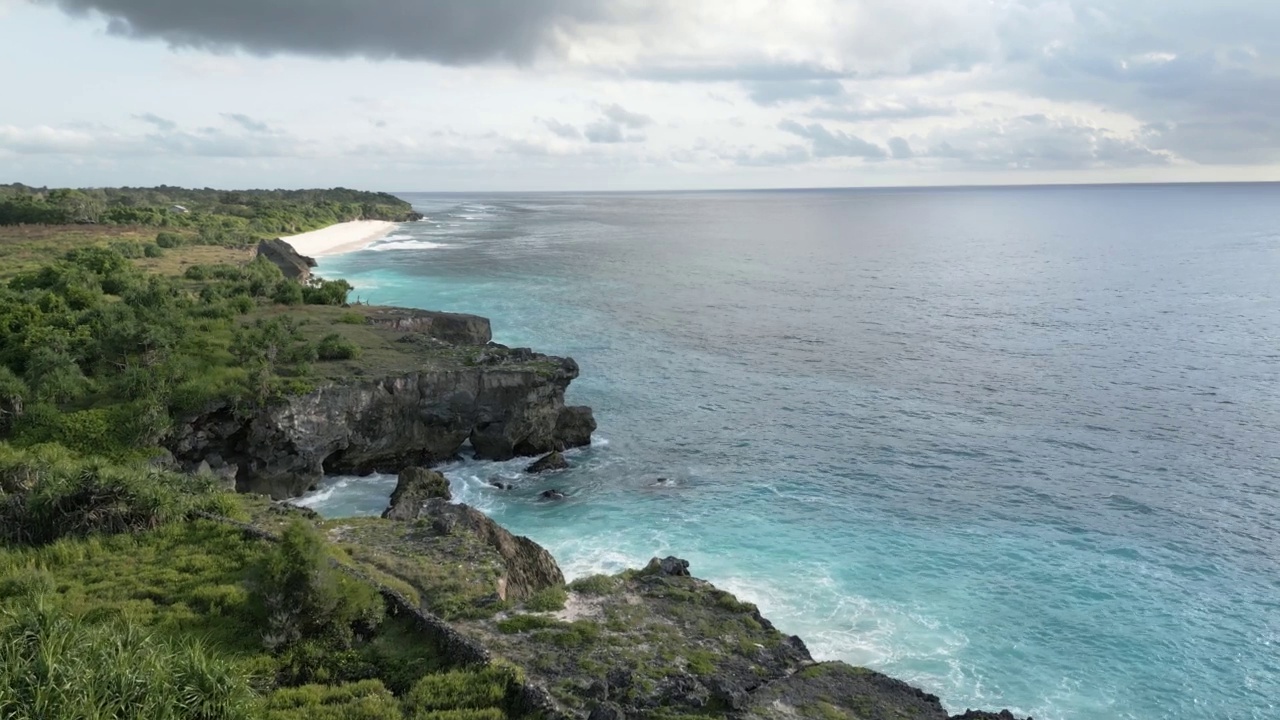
[
  {"left": 0, "top": 591, "right": 256, "bottom": 720},
  {"left": 0, "top": 443, "right": 238, "bottom": 546}
]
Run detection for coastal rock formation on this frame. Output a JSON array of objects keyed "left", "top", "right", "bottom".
[
  {"left": 382, "top": 467, "right": 451, "bottom": 520},
  {"left": 168, "top": 339, "right": 590, "bottom": 498},
  {"left": 527, "top": 451, "right": 568, "bottom": 474},
  {"left": 555, "top": 406, "right": 596, "bottom": 449},
  {"left": 378, "top": 497, "right": 565, "bottom": 602},
  {"left": 367, "top": 307, "right": 492, "bottom": 346},
  {"left": 256, "top": 238, "right": 316, "bottom": 282}
]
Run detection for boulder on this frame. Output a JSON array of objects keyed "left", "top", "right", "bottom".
[
  {"left": 526, "top": 451, "right": 568, "bottom": 474},
  {"left": 642, "top": 556, "right": 691, "bottom": 577},
  {"left": 256, "top": 238, "right": 316, "bottom": 282},
  {"left": 367, "top": 307, "right": 492, "bottom": 346},
  {"left": 539, "top": 489, "right": 566, "bottom": 501},
  {"left": 415, "top": 499, "right": 564, "bottom": 600},
  {"left": 738, "top": 662, "right": 1033, "bottom": 720},
  {"left": 555, "top": 406, "right": 596, "bottom": 449},
  {"left": 383, "top": 467, "right": 451, "bottom": 520}
]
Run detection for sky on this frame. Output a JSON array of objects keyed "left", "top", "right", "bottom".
[{"left": 2, "top": 0, "right": 1280, "bottom": 191}]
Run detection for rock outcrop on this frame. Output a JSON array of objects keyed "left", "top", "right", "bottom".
[
  {"left": 256, "top": 238, "right": 316, "bottom": 282},
  {"left": 382, "top": 467, "right": 451, "bottom": 520},
  {"left": 527, "top": 451, "right": 568, "bottom": 474},
  {"left": 383, "top": 497, "right": 565, "bottom": 602},
  {"left": 555, "top": 406, "right": 596, "bottom": 449},
  {"left": 169, "top": 348, "right": 589, "bottom": 498},
  {"left": 367, "top": 308, "right": 492, "bottom": 346}
]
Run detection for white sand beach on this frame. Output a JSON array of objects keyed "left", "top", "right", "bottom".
[{"left": 279, "top": 220, "right": 398, "bottom": 257}]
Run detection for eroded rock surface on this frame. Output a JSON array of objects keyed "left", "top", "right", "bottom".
[
  {"left": 367, "top": 307, "right": 492, "bottom": 346},
  {"left": 256, "top": 238, "right": 316, "bottom": 282},
  {"left": 382, "top": 467, "right": 451, "bottom": 520},
  {"left": 527, "top": 451, "right": 569, "bottom": 474},
  {"left": 169, "top": 346, "right": 589, "bottom": 498}
]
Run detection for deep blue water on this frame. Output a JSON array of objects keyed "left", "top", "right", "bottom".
[{"left": 298, "top": 185, "right": 1280, "bottom": 720}]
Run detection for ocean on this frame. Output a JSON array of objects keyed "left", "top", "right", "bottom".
[{"left": 295, "top": 185, "right": 1280, "bottom": 720}]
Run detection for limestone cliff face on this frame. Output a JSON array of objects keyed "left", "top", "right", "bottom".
[{"left": 169, "top": 349, "right": 588, "bottom": 499}]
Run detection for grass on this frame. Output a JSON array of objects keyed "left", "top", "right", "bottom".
[
  {"left": 0, "top": 224, "right": 159, "bottom": 279},
  {"left": 0, "top": 514, "right": 521, "bottom": 719}
]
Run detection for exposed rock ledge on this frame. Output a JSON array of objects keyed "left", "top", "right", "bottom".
[
  {"left": 310, "top": 491, "right": 1031, "bottom": 720},
  {"left": 167, "top": 312, "right": 596, "bottom": 498}
]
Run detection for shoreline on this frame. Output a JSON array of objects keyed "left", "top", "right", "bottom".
[{"left": 279, "top": 219, "right": 399, "bottom": 257}]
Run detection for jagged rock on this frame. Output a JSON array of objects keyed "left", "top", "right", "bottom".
[
  {"left": 367, "top": 307, "right": 492, "bottom": 346},
  {"left": 489, "top": 480, "right": 513, "bottom": 490},
  {"left": 193, "top": 459, "right": 237, "bottom": 491},
  {"left": 738, "top": 662, "right": 1032, "bottom": 720},
  {"left": 256, "top": 238, "right": 316, "bottom": 282},
  {"left": 383, "top": 467, "right": 451, "bottom": 520},
  {"left": 167, "top": 350, "right": 585, "bottom": 498},
  {"left": 539, "top": 489, "right": 566, "bottom": 501},
  {"left": 526, "top": 451, "right": 568, "bottom": 474},
  {"left": 412, "top": 499, "right": 564, "bottom": 600},
  {"left": 586, "top": 703, "right": 623, "bottom": 720},
  {"left": 642, "top": 556, "right": 691, "bottom": 577},
  {"left": 555, "top": 406, "right": 596, "bottom": 449}
]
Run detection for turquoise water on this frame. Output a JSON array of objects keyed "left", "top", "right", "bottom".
[{"left": 297, "top": 186, "right": 1280, "bottom": 719}]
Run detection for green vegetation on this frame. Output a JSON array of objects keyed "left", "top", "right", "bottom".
[
  {"left": 0, "top": 591, "right": 256, "bottom": 720},
  {"left": 0, "top": 450, "right": 527, "bottom": 719},
  {"left": 0, "top": 184, "right": 418, "bottom": 232},
  {"left": 523, "top": 584, "right": 568, "bottom": 612}
]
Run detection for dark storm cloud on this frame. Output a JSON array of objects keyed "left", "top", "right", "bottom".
[
  {"left": 40, "top": 0, "right": 639, "bottom": 64},
  {"left": 778, "top": 119, "right": 888, "bottom": 160}
]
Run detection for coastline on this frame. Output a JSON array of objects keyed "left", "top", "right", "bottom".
[{"left": 279, "top": 219, "right": 399, "bottom": 257}]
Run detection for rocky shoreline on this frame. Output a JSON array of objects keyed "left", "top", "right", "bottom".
[{"left": 216, "top": 242, "right": 1031, "bottom": 719}]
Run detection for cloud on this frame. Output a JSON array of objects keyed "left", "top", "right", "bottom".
[
  {"left": 630, "top": 60, "right": 848, "bottom": 84},
  {"left": 38, "top": 0, "right": 658, "bottom": 64},
  {"left": 221, "top": 113, "right": 272, "bottom": 133},
  {"left": 745, "top": 79, "right": 844, "bottom": 106},
  {"left": 887, "top": 136, "right": 913, "bottom": 159},
  {"left": 584, "top": 120, "right": 625, "bottom": 144},
  {"left": 778, "top": 120, "right": 888, "bottom": 160},
  {"left": 600, "top": 103, "right": 652, "bottom": 128},
  {"left": 544, "top": 119, "right": 582, "bottom": 140},
  {"left": 809, "top": 95, "right": 956, "bottom": 122},
  {"left": 134, "top": 113, "right": 177, "bottom": 131},
  {"left": 0, "top": 119, "right": 306, "bottom": 158},
  {"left": 917, "top": 115, "right": 1171, "bottom": 170}
]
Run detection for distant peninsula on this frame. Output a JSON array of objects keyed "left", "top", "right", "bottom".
[{"left": 0, "top": 184, "right": 1027, "bottom": 720}]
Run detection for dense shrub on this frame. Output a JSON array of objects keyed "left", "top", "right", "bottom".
[
  {"left": 404, "top": 666, "right": 514, "bottom": 714},
  {"left": 143, "top": 243, "right": 166, "bottom": 258},
  {"left": 317, "top": 333, "right": 361, "bottom": 361},
  {"left": 0, "top": 444, "right": 236, "bottom": 546},
  {"left": 155, "top": 231, "right": 186, "bottom": 248},
  {"left": 264, "top": 680, "right": 402, "bottom": 720},
  {"left": 0, "top": 591, "right": 256, "bottom": 720},
  {"left": 524, "top": 585, "right": 568, "bottom": 612},
  {"left": 253, "top": 521, "right": 385, "bottom": 653},
  {"left": 273, "top": 281, "right": 305, "bottom": 306},
  {"left": 303, "top": 278, "right": 353, "bottom": 306}
]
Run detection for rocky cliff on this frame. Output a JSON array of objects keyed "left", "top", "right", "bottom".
[
  {"left": 302, "top": 492, "right": 1031, "bottom": 720},
  {"left": 168, "top": 315, "right": 595, "bottom": 499}
]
